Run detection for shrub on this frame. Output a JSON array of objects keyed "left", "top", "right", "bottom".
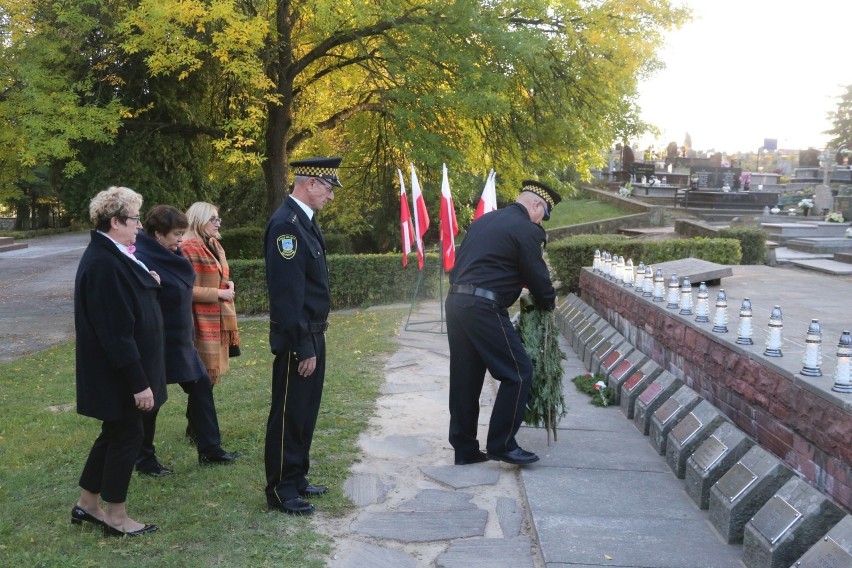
[
  {"left": 230, "top": 253, "right": 441, "bottom": 315},
  {"left": 718, "top": 227, "right": 767, "bottom": 265},
  {"left": 548, "top": 234, "right": 742, "bottom": 294},
  {"left": 220, "top": 227, "right": 265, "bottom": 260}
]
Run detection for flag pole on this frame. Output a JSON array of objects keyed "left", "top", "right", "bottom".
[{"left": 404, "top": 247, "right": 447, "bottom": 334}]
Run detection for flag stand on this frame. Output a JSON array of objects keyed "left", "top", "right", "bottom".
[{"left": 404, "top": 249, "right": 447, "bottom": 334}]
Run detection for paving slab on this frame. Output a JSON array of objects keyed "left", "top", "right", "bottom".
[
  {"left": 496, "top": 496, "right": 523, "bottom": 538},
  {"left": 789, "top": 258, "right": 852, "bottom": 275},
  {"left": 332, "top": 542, "right": 418, "bottom": 568},
  {"left": 420, "top": 465, "right": 500, "bottom": 489},
  {"left": 358, "top": 434, "right": 433, "bottom": 458},
  {"left": 350, "top": 508, "right": 488, "bottom": 542},
  {"left": 436, "top": 536, "right": 534, "bottom": 568},
  {"left": 343, "top": 473, "right": 393, "bottom": 507}
]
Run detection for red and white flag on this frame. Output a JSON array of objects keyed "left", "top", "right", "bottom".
[
  {"left": 473, "top": 169, "right": 497, "bottom": 220},
  {"left": 398, "top": 168, "right": 415, "bottom": 267},
  {"left": 439, "top": 163, "right": 458, "bottom": 271},
  {"left": 410, "top": 163, "right": 430, "bottom": 270}
]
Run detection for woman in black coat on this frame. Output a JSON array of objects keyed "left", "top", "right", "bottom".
[
  {"left": 133, "top": 205, "right": 240, "bottom": 474},
  {"left": 72, "top": 186, "right": 165, "bottom": 537}
]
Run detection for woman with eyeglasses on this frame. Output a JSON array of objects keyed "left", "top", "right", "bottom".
[
  {"left": 72, "top": 186, "right": 165, "bottom": 536},
  {"left": 181, "top": 203, "right": 240, "bottom": 397},
  {"left": 133, "top": 205, "right": 241, "bottom": 473}
]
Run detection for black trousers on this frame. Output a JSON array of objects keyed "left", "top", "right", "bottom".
[
  {"left": 446, "top": 293, "right": 533, "bottom": 458},
  {"left": 137, "top": 374, "right": 222, "bottom": 468},
  {"left": 79, "top": 414, "right": 144, "bottom": 503},
  {"left": 264, "top": 333, "right": 326, "bottom": 504}
]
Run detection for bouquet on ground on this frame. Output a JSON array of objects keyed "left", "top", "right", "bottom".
[{"left": 825, "top": 210, "right": 845, "bottom": 223}]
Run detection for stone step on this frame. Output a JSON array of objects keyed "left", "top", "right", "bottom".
[
  {"left": 0, "top": 237, "right": 27, "bottom": 253},
  {"left": 786, "top": 237, "right": 852, "bottom": 254},
  {"left": 790, "top": 258, "right": 852, "bottom": 275},
  {"left": 834, "top": 251, "right": 852, "bottom": 264},
  {"left": 772, "top": 247, "right": 833, "bottom": 265}
]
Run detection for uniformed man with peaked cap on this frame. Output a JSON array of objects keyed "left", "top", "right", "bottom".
[
  {"left": 446, "top": 179, "right": 561, "bottom": 466},
  {"left": 263, "top": 157, "right": 342, "bottom": 515}
]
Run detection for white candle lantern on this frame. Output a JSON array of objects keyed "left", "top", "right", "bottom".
[
  {"left": 593, "top": 249, "right": 601, "bottom": 272},
  {"left": 832, "top": 331, "right": 852, "bottom": 393},
  {"left": 735, "top": 298, "right": 754, "bottom": 345},
  {"left": 634, "top": 262, "right": 645, "bottom": 291},
  {"left": 643, "top": 265, "right": 654, "bottom": 297},
  {"left": 800, "top": 319, "right": 823, "bottom": 377},
  {"left": 679, "top": 277, "right": 693, "bottom": 316},
  {"left": 763, "top": 305, "right": 783, "bottom": 357},
  {"left": 712, "top": 290, "right": 728, "bottom": 333},
  {"left": 666, "top": 274, "right": 680, "bottom": 309},
  {"left": 623, "top": 258, "right": 634, "bottom": 287},
  {"left": 652, "top": 268, "right": 665, "bottom": 302},
  {"left": 694, "top": 282, "right": 710, "bottom": 323}
]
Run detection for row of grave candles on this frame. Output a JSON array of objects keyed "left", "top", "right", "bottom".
[{"left": 591, "top": 250, "right": 851, "bottom": 394}]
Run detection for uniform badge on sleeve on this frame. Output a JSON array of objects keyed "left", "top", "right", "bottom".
[{"left": 277, "top": 234, "right": 297, "bottom": 259}]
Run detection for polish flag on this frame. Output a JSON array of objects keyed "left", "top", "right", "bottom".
[
  {"left": 398, "top": 168, "right": 415, "bottom": 267},
  {"left": 410, "top": 163, "right": 430, "bottom": 270},
  {"left": 473, "top": 169, "right": 498, "bottom": 220},
  {"left": 439, "top": 163, "right": 458, "bottom": 271}
]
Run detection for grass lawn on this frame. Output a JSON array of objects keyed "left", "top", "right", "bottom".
[
  {"left": 0, "top": 309, "right": 406, "bottom": 567},
  {"left": 542, "top": 197, "right": 630, "bottom": 228}
]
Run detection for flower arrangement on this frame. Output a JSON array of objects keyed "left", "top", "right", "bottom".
[
  {"left": 571, "top": 372, "right": 614, "bottom": 407},
  {"left": 618, "top": 182, "right": 633, "bottom": 198},
  {"left": 798, "top": 198, "right": 814, "bottom": 211},
  {"left": 825, "top": 210, "right": 846, "bottom": 223},
  {"left": 740, "top": 172, "right": 752, "bottom": 190},
  {"left": 593, "top": 380, "right": 610, "bottom": 407}
]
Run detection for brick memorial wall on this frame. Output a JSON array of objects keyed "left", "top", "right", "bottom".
[{"left": 579, "top": 268, "right": 852, "bottom": 512}]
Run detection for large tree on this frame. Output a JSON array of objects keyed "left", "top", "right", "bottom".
[{"left": 826, "top": 84, "right": 852, "bottom": 156}]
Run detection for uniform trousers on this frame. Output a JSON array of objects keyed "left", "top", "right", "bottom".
[
  {"left": 137, "top": 374, "right": 222, "bottom": 468},
  {"left": 79, "top": 414, "right": 144, "bottom": 503},
  {"left": 264, "top": 332, "right": 326, "bottom": 504},
  {"left": 446, "top": 293, "right": 533, "bottom": 458}
]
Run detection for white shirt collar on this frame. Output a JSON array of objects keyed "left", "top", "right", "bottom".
[
  {"left": 290, "top": 195, "right": 314, "bottom": 220},
  {"left": 97, "top": 230, "right": 150, "bottom": 272}
]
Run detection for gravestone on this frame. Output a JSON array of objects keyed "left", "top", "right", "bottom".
[
  {"left": 791, "top": 515, "right": 852, "bottom": 568},
  {"left": 589, "top": 333, "right": 627, "bottom": 375},
  {"left": 575, "top": 319, "right": 604, "bottom": 362},
  {"left": 649, "top": 385, "right": 702, "bottom": 455},
  {"left": 633, "top": 371, "right": 683, "bottom": 435},
  {"left": 690, "top": 166, "right": 743, "bottom": 189},
  {"left": 685, "top": 422, "right": 754, "bottom": 510},
  {"left": 582, "top": 328, "right": 617, "bottom": 370},
  {"left": 572, "top": 314, "right": 602, "bottom": 353},
  {"left": 596, "top": 342, "right": 634, "bottom": 380},
  {"left": 564, "top": 306, "right": 595, "bottom": 347},
  {"left": 618, "top": 359, "right": 663, "bottom": 419},
  {"left": 664, "top": 400, "right": 727, "bottom": 479},
  {"left": 605, "top": 350, "right": 648, "bottom": 406},
  {"left": 709, "top": 446, "right": 795, "bottom": 544},
  {"left": 556, "top": 302, "right": 585, "bottom": 339},
  {"left": 743, "top": 477, "right": 846, "bottom": 568}
]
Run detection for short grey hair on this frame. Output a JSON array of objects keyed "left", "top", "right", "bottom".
[{"left": 89, "top": 186, "right": 143, "bottom": 231}]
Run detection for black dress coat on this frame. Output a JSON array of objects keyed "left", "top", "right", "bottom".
[
  {"left": 74, "top": 230, "right": 167, "bottom": 421},
  {"left": 134, "top": 231, "right": 207, "bottom": 385}
]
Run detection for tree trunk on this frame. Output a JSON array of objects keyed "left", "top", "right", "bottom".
[{"left": 263, "top": 100, "right": 289, "bottom": 216}]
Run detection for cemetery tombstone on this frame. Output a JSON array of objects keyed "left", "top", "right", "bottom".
[
  {"left": 685, "top": 422, "right": 755, "bottom": 510},
  {"left": 581, "top": 327, "right": 618, "bottom": 370},
  {"left": 589, "top": 333, "right": 627, "bottom": 375},
  {"left": 790, "top": 515, "right": 852, "bottom": 568},
  {"left": 605, "top": 350, "right": 649, "bottom": 406},
  {"left": 619, "top": 359, "right": 663, "bottom": 419},
  {"left": 649, "top": 385, "right": 702, "bottom": 455},
  {"left": 633, "top": 371, "right": 683, "bottom": 435},
  {"left": 664, "top": 400, "right": 727, "bottom": 479}
]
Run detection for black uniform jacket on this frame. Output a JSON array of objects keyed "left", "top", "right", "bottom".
[
  {"left": 75, "top": 231, "right": 167, "bottom": 421},
  {"left": 134, "top": 231, "right": 207, "bottom": 385},
  {"left": 450, "top": 202, "right": 555, "bottom": 309},
  {"left": 264, "top": 196, "right": 330, "bottom": 359}
]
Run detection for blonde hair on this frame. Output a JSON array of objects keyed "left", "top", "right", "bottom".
[
  {"left": 185, "top": 201, "right": 220, "bottom": 239},
  {"left": 89, "top": 186, "right": 143, "bottom": 231}
]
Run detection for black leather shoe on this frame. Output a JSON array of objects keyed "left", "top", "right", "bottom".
[
  {"left": 71, "top": 505, "right": 103, "bottom": 526},
  {"left": 136, "top": 462, "right": 174, "bottom": 477},
  {"left": 102, "top": 523, "right": 159, "bottom": 537},
  {"left": 298, "top": 483, "right": 328, "bottom": 497},
  {"left": 269, "top": 497, "right": 314, "bottom": 515},
  {"left": 455, "top": 451, "right": 489, "bottom": 465},
  {"left": 486, "top": 447, "right": 540, "bottom": 465},
  {"left": 198, "top": 451, "right": 242, "bottom": 465}
]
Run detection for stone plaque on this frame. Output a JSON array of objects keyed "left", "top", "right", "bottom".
[
  {"left": 601, "top": 350, "right": 622, "bottom": 370},
  {"left": 611, "top": 359, "right": 633, "bottom": 381},
  {"left": 623, "top": 371, "right": 646, "bottom": 393},
  {"left": 717, "top": 462, "right": 758, "bottom": 503},
  {"left": 595, "top": 341, "right": 613, "bottom": 358},
  {"left": 751, "top": 495, "right": 802, "bottom": 545},
  {"left": 671, "top": 412, "right": 703, "bottom": 446},
  {"left": 638, "top": 381, "right": 662, "bottom": 405},
  {"left": 691, "top": 435, "right": 728, "bottom": 472},
  {"left": 653, "top": 398, "right": 682, "bottom": 425},
  {"left": 579, "top": 326, "right": 598, "bottom": 343},
  {"left": 794, "top": 536, "right": 852, "bottom": 567}
]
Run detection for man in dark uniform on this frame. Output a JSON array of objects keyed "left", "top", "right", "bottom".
[
  {"left": 446, "top": 180, "right": 561, "bottom": 466},
  {"left": 263, "top": 157, "right": 342, "bottom": 515}
]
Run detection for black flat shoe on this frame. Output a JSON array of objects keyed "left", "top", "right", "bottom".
[
  {"left": 71, "top": 505, "right": 103, "bottom": 526},
  {"left": 198, "top": 451, "right": 242, "bottom": 465},
  {"left": 486, "top": 447, "right": 540, "bottom": 465},
  {"left": 269, "top": 497, "right": 314, "bottom": 515},
  {"left": 102, "top": 523, "right": 159, "bottom": 537},
  {"left": 136, "top": 462, "right": 174, "bottom": 477},
  {"left": 455, "top": 451, "right": 489, "bottom": 465},
  {"left": 298, "top": 483, "right": 328, "bottom": 497}
]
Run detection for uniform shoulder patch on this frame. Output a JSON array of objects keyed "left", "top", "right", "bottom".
[{"left": 277, "top": 234, "right": 297, "bottom": 259}]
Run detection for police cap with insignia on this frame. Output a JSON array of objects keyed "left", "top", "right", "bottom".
[
  {"left": 521, "top": 180, "right": 561, "bottom": 220},
  {"left": 291, "top": 156, "right": 343, "bottom": 188}
]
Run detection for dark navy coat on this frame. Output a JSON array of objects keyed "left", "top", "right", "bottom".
[
  {"left": 263, "top": 195, "right": 330, "bottom": 359},
  {"left": 450, "top": 202, "right": 556, "bottom": 309},
  {"left": 74, "top": 231, "right": 167, "bottom": 421},
  {"left": 134, "top": 231, "right": 207, "bottom": 385}
]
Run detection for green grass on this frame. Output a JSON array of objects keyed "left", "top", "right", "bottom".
[
  {"left": 542, "top": 198, "right": 631, "bottom": 228},
  {"left": 0, "top": 309, "right": 406, "bottom": 567}
]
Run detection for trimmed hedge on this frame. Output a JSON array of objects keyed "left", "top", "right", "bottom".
[
  {"left": 548, "top": 234, "right": 742, "bottom": 294},
  {"left": 219, "top": 227, "right": 265, "bottom": 260},
  {"left": 718, "top": 227, "right": 768, "bottom": 265},
  {"left": 230, "top": 253, "right": 441, "bottom": 315}
]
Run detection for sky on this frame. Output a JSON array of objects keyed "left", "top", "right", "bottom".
[{"left": 636, "top": 0, "right": 852, "bottom": 155}]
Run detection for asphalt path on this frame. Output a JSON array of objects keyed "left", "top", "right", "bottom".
[{"left": 0, "top": 231, "right": 89, "bottom": 364}]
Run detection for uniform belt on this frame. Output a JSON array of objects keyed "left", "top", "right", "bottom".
[
  {"left": 308, "top": 321, "right": 329, "bottom": 333},
  {"left": 449, "top": 284, "right": 501, "bottom": 303}
]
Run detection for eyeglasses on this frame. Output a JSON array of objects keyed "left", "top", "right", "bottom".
[
  {"left": 314, "top": 178, "right": 334, "bottom": 192},
  {"left": 208, "top": 217, "right": 222, "bottom": 225},
  {"left": 125, "top": 215, "right": 142, "bottom": 224}
]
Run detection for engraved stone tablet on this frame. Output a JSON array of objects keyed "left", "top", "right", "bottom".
[
  {"left": 692, "top": 435, "right": 728, "bottom": 472},
  {"left": 717, "top": 462, "right": 758, "bottom": 503},
  {"left": 601, "top": 350, "right": 622, "bottom": 370},
  {"left": 595, "top": 341, "right": 613, "bottom": 358},
  {"left": 579, "top": 326, "right": 598, "bottom": 343},
  {"left": 611, "top": 359, "right": 633, "bottom": 381},
  {"left": 794, "top": 536, "right": 852, "bottom": 567},
  {"left": 653, "top": 398, "right": 682, "bottom": 425},
  {"left": 751, "top": 496, "right": 802, "bottom": 545},
  {"left": 638, "top": 381, "right": 662, "bottom": 405},
  {"left": 671, "top": 412, "right": 703, "bottom": 446},
  {"left": 623, "top": 371, "right": 646, "bottom": 393}
]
